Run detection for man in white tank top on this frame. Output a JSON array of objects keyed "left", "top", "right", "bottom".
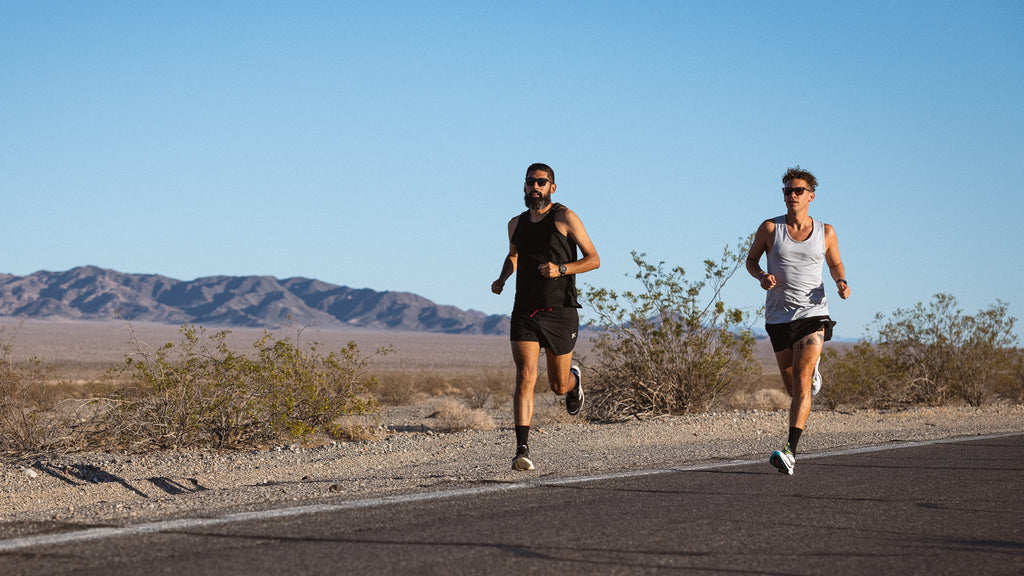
[{"left": 745, "top": 166, "right": 851, "bottom": 475}]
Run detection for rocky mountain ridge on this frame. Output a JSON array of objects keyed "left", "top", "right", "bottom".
[{"left": 0, "top": 266, "right": 509, "bottom": 335}]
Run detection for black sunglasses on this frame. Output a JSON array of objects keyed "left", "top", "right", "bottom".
[
  {"left": 525, "top": 178, "right": 551, "bottom": 187},
  {"left": 782, "top": 186, "right": 812, "bottom": 196}
]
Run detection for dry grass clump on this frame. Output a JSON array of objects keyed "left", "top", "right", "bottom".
[
  {"left": 333, "top": 418, "right": 388, "bottom": 442},
  {"left": 376, "top": 368, "right": 511, "bottom": 410},
  {"left": 427, "top": 397, "right": 496, "bottom": 432},
  {"left": 373, "top": 372, "right": 423, "bottom": 405},
  {"left": 731, "top": 388, "right": 790, "bottom": 411},
  {"left": 721, "top": 373, "right": 788, "bottom": 411}
]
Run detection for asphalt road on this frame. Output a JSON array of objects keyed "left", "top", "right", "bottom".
[{"left": 2, "top": 433, "right": 1022, "bottom": 575}]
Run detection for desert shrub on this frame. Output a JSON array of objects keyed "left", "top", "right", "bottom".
[
  {"left": 818, "top": 342, "right": 934, "bottom": 409},
  {"left": 993, "top": 348, "right": 1024, "bottom": 403},
  {"left": 817, "top": 344, "right": 880, "bottom": 409},
  {"left": 93, "top": 324, "right": 384, "bottom": 451},
  {"left": 583, "top": 243, "right": 760, "bottom": 420},
  {"left": 375, "top": 368, "right": 511, "bottom": 409},
  {"left": 822, "top": 294, "right": 1019, "bottom": 408},
  {"left": 374, "top": 371, "right": 461, "bottom": 405},
  {"left": 455, "top": 368, "right": 510, "bottom": 409},
  {"left": 375, "top": 372, "right": 422, "bottom": 405},
  {"left": 0, "top": 324, "right": 90, "bottom": 457}
]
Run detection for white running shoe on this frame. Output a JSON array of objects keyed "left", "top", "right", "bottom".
[
  {"left": 769, "top": 448, "right": 795, "bottom": 475},
  {"left": 811, "top": 358, "right": 822, "bottom": 396},
  {"left": 512, "top": 445, "right": 535, "bottom": 471}
]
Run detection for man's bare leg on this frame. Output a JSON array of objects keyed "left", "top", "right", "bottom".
[
  {"left": 512, "top": 341, "right": 540, "bottom": 427},
  {"left": 770, "top": 329, "right": 824, "bottom": 474},
  {"left": 511, "top": 341, "right": 540, "bottom": 470},
  {"left": 773, "top": 329, "right": 824, "bottom": 430},
  {"left": 788, "top": 330, "right": 824, "bottom": 430},
  {"left": 544, "top": 348, "right": 575, "bottom": 395}
]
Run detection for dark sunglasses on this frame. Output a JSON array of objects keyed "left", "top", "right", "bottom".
[
  {"left": 525, "top": 178, "right": 551, "bottom": 187},
  {"left": 782, "top": 186, "right": 812, "bottom": 196}
]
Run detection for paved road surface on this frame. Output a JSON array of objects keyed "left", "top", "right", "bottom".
[{"left": 2, "top": 433, "right": 1022, "bottom": 575}]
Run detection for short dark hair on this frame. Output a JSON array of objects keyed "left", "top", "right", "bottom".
[
  {"left": 782, "top": 166, "right": 817, "bottom": 191},
  {"left": 526, "top": 163, "right": 554, "bottom": 183}
]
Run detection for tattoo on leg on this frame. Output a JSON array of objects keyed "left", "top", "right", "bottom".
[{"left": 803, "top": 332, "right": 823, "bottom": 347}]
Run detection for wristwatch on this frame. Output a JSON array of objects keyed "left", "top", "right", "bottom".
[{"left": 558, "top": 264, "right": 567, "bottom": 277}]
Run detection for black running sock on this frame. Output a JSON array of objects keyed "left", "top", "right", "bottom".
[
  {"left": 787, "top": 427, "right": 803, "bottom": 454},
  {"left": 515, "top": 425, "right": 530, "bottom": 447}
]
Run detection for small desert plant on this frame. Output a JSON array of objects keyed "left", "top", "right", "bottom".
[
  {"left": 375, "top": 372, "right": 423, "bottom": 405},
  {"left": 584, "top": 242, "right": 760, "bottom": 419},
  {"left": 821, "top": 294, "right": 1019, "bottom": 408},
  {"left": 93, "top": 324, "right": 385, "bottom": 451},
  {"left": 0, "top": 323, "right": 90, "bottom": 457},
  {"left": 427, "top": 397, "right": 496, "bottom": 432},
  {"left": 374, "top": 371, "right": 459, "bottom": 405}
]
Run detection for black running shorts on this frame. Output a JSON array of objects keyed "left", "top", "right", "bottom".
[
  {"left": 510, "top": 307, "right": 580, "bottom": 356},
  {"left": 765, "top": 316, "right": 836, "bottom": 353}
]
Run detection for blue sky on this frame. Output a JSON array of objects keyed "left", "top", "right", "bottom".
[{"left": 3, "top": 1, "right": 1022, "bottom": 340}]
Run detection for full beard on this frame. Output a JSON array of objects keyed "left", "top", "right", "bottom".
[{"left": 524, "top": 192, "right": 551, "bottom": 211}]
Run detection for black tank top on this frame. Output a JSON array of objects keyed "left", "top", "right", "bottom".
[{"left": 511, "top": 203, "right": 580, "bottom": 311}]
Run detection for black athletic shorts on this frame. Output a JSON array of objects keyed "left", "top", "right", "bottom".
[
  {"left": 510, "top": 307, "right": 580, "bottom": 356},
  {"left": 765, "top": 316, "right": 836, "bottom": 353}
]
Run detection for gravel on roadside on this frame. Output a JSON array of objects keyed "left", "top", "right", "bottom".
[{"left": 2, "top": 402, "right": 1021, "bottom": 538}]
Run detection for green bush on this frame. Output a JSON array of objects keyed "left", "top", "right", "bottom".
[
  {"left": 821, "top": 294, "right": 1020, "bottom": 408},
  {"left": 95, "top": 324, "right": 383, "bottom": 451},
  {"left": 583, "top": 243, "right": 759, "bottom": 419}
]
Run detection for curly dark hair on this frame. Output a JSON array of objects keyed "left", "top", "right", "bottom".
[
  {"left": 526, "top": 163, "right": 554, "bottom": 183},
  {"left": 782, "top": 166, "right": 817, "bottom": 191}
]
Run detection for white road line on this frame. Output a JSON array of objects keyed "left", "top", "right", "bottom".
[{"left": 1, "top": 432, "right": 1019, "bottom": 553}]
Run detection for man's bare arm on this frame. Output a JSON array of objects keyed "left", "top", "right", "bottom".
[
  {"left": 539, "top": 209, "right": 600, "bottom": 278},
  {"left": 492, "top": 217, "right": 519, "bottom": 294},
  {"left": 746, "top": 219, "right": 776, "bottom": 290},
  {"left": 824, "top": 224, "right": 850, "bottom": 299}
]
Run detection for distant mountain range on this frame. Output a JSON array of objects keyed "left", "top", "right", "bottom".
[{"left": 0, "top": 266, "right": 510, "bottom": 335}]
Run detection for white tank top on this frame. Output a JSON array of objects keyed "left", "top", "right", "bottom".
[{"left": 765, "top": 215, "right": 829, "bottom": 324}]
